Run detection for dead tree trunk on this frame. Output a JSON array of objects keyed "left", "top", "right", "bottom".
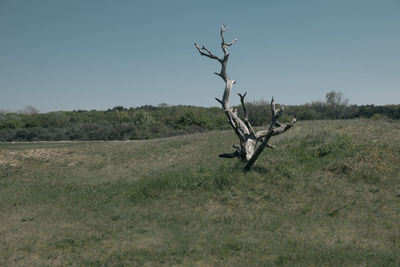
[{"left": 195, "top": 25, "right": 296, "bottom": 171}]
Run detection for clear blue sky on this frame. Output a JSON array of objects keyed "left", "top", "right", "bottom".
[{"left": 1, "top": 0, "right": 399, "bottom": 112}]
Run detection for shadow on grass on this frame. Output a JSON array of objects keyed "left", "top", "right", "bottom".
[{"left": 250, "top": 165, "right": 270, "bottom": 174}]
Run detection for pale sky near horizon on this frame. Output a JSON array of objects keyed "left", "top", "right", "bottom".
[{"left": 1, "top": 0, "right": 399, "bottom": 112}]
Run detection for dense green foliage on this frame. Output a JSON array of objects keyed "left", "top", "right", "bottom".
[
  {"left": 0, "top": 105, "right": 228, "bottom": 141},
  {"left": 1, "top": 119, "right": 399, "bottom": 265},
  {"left": 1, "top": 92, "right": 399, "bottom": 141}
]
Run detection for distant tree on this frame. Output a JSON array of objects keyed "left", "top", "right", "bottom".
[
  {"left": 325, "top": 91, "right": 349, "bottom": 107},
  {"left": 38, "top": 112, "right": 69, "bottom": 128},
  {"left": 17, "top": 105, "right": 40, "bottom": 114},
  {"left": 325, "top": 91, "right": 350, "bottom": 119},
  {"left": 111, "top": 106, "right": 126, "bottom": 111},
  {"left": 133, "top": 110, "right": 155, "bottom": 129},
  {"left": 158, "top": 103, "right": 169, "bottom": 108}
]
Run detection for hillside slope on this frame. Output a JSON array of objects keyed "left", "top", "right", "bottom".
[{"left": 1, "top": 119, "right": 399, "bottom": 266}]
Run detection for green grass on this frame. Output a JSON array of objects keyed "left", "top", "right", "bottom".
[{"left": 1, "top": 119, "right": 400, "bottom": 266}]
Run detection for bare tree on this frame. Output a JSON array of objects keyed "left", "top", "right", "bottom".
[
  {"left": 23, "top": 105, "right": 40, "bottom": 114},
  {"left": 195, "top": 25, "right": 296, "bottom": 171},
  {"left": 16, "top": 106, "right": 40, "bottom": 114},
  {"left": 325, "top": 91, "right": 349, "bottom": 106}
]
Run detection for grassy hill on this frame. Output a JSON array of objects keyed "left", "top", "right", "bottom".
[{"left": 1, "top": 119, "right": 399, "bottom": 266}]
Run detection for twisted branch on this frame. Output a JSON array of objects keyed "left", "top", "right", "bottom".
[
  {"left": 246, "top": 98, "right": 296, "bottom": 170},
  {"left": 194, "top": 24, "right": 248, "bottom": 142}
]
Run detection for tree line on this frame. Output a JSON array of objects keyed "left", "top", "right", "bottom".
[
  {"left": 0, "top": 105, "right": 228, "bottom": 141},
  {"left": 1, "top": 92, "right": 399, "bottom": 141},
  {"left": 241, "top": 91, "right": 400, "bottom": 124}
]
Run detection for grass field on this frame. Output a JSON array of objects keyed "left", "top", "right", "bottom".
[{"left": 1, "top": 119, "right": 400, "bottom": 266}]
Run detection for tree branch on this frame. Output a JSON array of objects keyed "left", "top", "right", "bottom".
[
  {"left": 226, "top": 38, "right": 238, "bottom": 46},
  {"left": 194, "top": 43, "right": 221, "bottom": 62},
  {"left": 219, "top": 151, "right": 240, "bottom": 158},
  {"left": 238, "top": 92, "right": 248, "bottom": 115},
  {"left": 272, "top": 118, "right": 296, "bottom": 136},
  {"left": 256, "top": 118, "right": 296, "bottom": 139},
  {"left": 238, "top": 92, "right": 256, "bottom": 137},
  {"left": 220, "top": 24, "right": 237, "bottom": 58},
  {"left": 248, "top": 98, "right": 296, "bottom": 171}
]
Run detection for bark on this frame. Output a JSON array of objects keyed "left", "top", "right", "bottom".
[{"left": 195, "top": 25, "right": 296, "bottom": 170}]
